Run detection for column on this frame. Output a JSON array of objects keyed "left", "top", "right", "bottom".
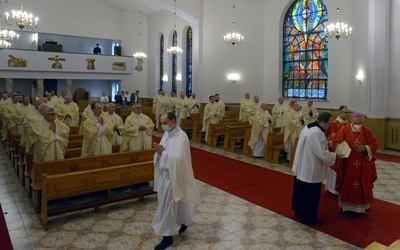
[
  {"left": 37, "top": 79, "right": 44, "bottom": 97},
  {"left": 66, "top": 79, "right": 73, "bottom": 96},
  {"left": 5, "top": 79, "right": 13, "bottom": 94}
]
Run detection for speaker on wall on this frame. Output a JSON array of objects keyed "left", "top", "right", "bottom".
[{"left": 114, "top": 46, "right": 121, "bottom": 56}]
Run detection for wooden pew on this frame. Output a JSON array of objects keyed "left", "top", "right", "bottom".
[
  {"left": 69, "top": 126, "right": 80, "bottom": 135},
  {"left": 191, "top": 118, "right": 241, "bottom": 143},
  {"left": 242, "top": 128, "right": 253, "bottom": 156},
  {"left": 263, "top": 133, "right": 285, "bottom": 163},
  {"left": 180, "top": 118, "right": 194, "bottom": 134},
  {"left": 191, "top": 120, "right": 204, "bottom": 143},
  {"left": 31, "top": 149, "right": 154, "bottom": 213},
  {"left": 65, "top": 144, "right": 120, "bottom": 159},
  {"left": 223, "top": 124, "right": 252, "bottom": 152},
  {"left": 189, "top": 113, "right": 203, "bottom": 120},
  {"left": 41, "top": 160, "right": 154, "bottom": 229},
  {"left": 207, "top": 121, "right": 249, "bottom": 147}
]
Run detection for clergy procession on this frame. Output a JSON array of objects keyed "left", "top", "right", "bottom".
[{"left": 0, "top": 89, "right": 380, "bottom": 249}]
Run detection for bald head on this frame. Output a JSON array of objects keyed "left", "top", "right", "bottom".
[{"left": 38, "top": 103, "right": 49, "bottom": 116}]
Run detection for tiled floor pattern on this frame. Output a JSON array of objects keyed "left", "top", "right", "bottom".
[{"left": 1, "top": 135, "right": 399, "bottom": 250}]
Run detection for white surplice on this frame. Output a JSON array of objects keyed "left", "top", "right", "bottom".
[{"left": 152, "top": 127, "right": 201, "bottom": 236}]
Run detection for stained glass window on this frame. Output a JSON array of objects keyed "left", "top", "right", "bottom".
[
  {"left": 186, "top": 27, "right": 193, "bottom": 97},
  {"left": 283, "top": 0, "right": 328, "bottom": 100},
  {"left": 172, "top": 31, "right": 178, "bottom": 95},
  {"left": 160, "top": 34, "right": 164, "bottom": 90}
]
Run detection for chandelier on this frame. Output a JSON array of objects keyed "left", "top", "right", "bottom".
[
  {"left": 0, "top": 39, "right": 11, "bottom": 49},
  {"left": 167, "top": 0, "right": 183, "bottom": 55},
  {"left": 5, "top": 0, "right": 39, "bottom": 30},
  {"left": 224, "top": 0, "right": 243, "bottom": 45},
  {"left": 133, "top": 0, "right": 147, "bottom": 60},
  {"left": 324, "top": 5, "right": 352, "bottom": 40},
  {"left": 0, "top": 16, "right": 19, "bottom": 41}
]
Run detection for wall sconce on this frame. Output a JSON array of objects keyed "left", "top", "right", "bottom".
[
  {"left": 356, "top": 71, "right": 364, "bottom": 84},
  {"left": 32, "top": 33, "right": 38, "bottom": 43},
  {"left": 176, "top": 73, "right": 182, "bottom": 82},
  {"left": 227, "top": 73, "right": 240, "bottom": 83},
  {"left": 162, "top": 74, "right": 168, "bottom": 83}
]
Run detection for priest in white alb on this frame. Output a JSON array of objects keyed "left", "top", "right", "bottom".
[
  {"left": 248, "top": 103, "right": 272, "bottom": 157},
  {"left": 152, "top": 112, "right": 201, "bottom": 250},
  {"left": 202, "top": 95, "right": 220, "bottom": 143},
  {"left": 175, "top": 91, "right": 190, "bottom": 126},
  {"left": 272, "top": 97, "right": 286, "bottom": 129},
  {"left": 102, "top": 103, "right": 124, "bottom": 145},
  {"left": 31, "top": 108, "right": 70, "bottom": 163},
  {"left": 239, "top": 92, "right": 252, "bottom": 122},
  {"left": 188, "top": 92, "right": 201, "bottom": 115},
  {"left": 121, "top": 103, "right": 154, "bottom": 151},
  {"left": 284, "top": 100, "right": 304, "bottom": 161},
  {"left": 301, "top": 99, "right": 319, "bottom": 125},
  {"left": 81, "top": 103, "right": 113, "bottom": 157},
  {"left": 79, "top": 98, "right": 97, "bottom": 135},
  {"left": 57, "top": 95, "right": 79, "bottom": 127}
]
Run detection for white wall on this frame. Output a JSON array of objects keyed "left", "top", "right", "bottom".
[
  {"left": 199, "top": 0, "right": 265, "bottom": 103},
  {"left": 389, "top": 0, "right": 400, "bottom": 117},
  {"left": 28, "top": 0, "right": 123, "bottom": 39},
  {"left": 147, "top": 8, "right": 199, "bottom": 98}
]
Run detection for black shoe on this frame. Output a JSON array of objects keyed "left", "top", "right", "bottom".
[
  {"left": 341, "top": 210, "right": 361, "bottom": 217},
  {"left": 154, "top": 236, "right": 173, "bottom": 250},
  {"left": 179, "top": 224, "right": 188, "bottom": 234}
]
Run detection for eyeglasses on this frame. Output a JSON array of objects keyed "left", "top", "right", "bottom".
[
  {"left": 46, "top": 113, "right": 56, "bottom": 116},
  {"left": 133, "top": 107, "right": 142, "bottom": 109},
  {"left": 342, "top": 112, "right": 349, "bottom": 114}
]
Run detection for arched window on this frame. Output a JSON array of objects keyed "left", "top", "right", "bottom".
[
  {"left": 172, "top": 31, "right": 178, "bottom": 95},
  {"left": 186, "top": 27, "right": 193, "bottom": 97},
  {"left": 160, "top": 34, "right": 164, "bottom": 90},
  {"left": 283, "top": 0, "right": 328, "bottom": 100}
]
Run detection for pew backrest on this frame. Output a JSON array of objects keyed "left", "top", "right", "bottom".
[{"left": 32, "top": 149, "right": 154, "bottom": 191}]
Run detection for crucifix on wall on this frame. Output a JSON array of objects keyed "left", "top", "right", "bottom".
[{"left": 48, "top": 55, "right": 65, "bottom": 69}]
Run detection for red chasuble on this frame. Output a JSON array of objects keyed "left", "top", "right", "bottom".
[
  {"left": 332, "top": 125, "right": 378, "bottom": 207},
  {"left": 325, "top": 119, "right": 348, "bottom": 141}
]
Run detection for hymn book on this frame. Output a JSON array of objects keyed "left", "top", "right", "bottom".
[{"left": 335, "top": 141, "right": 351, "bottom": 158}]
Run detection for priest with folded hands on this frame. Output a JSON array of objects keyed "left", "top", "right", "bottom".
[{"left": 31, "top": 108, "right": 70, "bottom": 162}]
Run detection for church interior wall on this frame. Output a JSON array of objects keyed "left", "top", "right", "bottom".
[
  {"left": 199, "top": 0, "right": 265, "bottom": 103},
  {"left": 2, "top": 0, "right": 399, "bottom": 119},
  {"left": 388, "top": 0, "right": 400, "bottom": 118},
  {"left": 29, "top": 0, "right": 123, "bottom": 40}
]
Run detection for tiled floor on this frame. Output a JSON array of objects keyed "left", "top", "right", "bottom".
[{"left": 1, "top": 135, "right": 399, "bottom": 250}]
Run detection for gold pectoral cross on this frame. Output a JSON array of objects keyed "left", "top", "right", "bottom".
[
  {"left": 353, "top": 140, "right": 359, "bottom": 149},
  {"left": 353, "top": 181, "right": 360, "bottom": 189},
  {"left": 353, "top": 160, "right": 360, "bottom": 168}
]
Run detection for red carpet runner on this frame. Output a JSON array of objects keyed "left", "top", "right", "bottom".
[
  {"left": 189, "top": 146, "right": 400, "bottom": 248},
  {"left": 0, "top": 203, "right": 13, "bottom": 250}
]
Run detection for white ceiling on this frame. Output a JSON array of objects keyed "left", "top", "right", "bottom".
[{"left": 104, "top": 0, "right": 169, "bottom": 15}]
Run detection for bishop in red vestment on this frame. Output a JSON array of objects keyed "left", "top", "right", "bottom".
[{"left": 332, "top": 112, "right": 378, "bottom": 214}]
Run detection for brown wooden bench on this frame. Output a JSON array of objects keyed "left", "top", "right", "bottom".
[
  {"left": 191, "top": 120, "right": 204, "bottom": 143},
  {"left": 263, "top": 133, "right": 285, "bottom": 163},
  {"left": 207, "top": 121, "right": 249, "bottom": 147},
  {"left": 223, "top": 124, "right": 252, "bottom": 152},
  {"left": 40, "top": 160, "right": 154, "bottom": 229},
  {"left": 69, "top": 126, "right": 80, "bottom": 135},
  {"left": 242, "top": 128, "right": 253, "bottom": 156},
  {"left": 31, "top": 149, "right": 154, "bottom": 212},
  {"left": 64, "top": 144, "right": 121, "bottom": 159}
]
